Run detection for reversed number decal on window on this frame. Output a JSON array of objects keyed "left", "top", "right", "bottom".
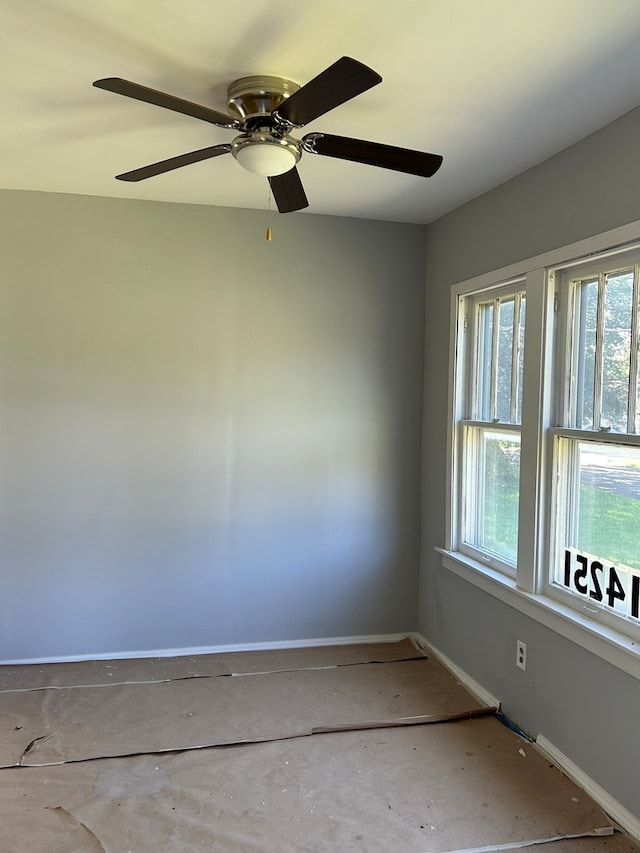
[{"left": 562, "top": 548, "right": 640, "bottom": 620}]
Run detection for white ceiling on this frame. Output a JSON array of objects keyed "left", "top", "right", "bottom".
[{"left": 2, "top": 0, "right": 640, "bottom": 224}]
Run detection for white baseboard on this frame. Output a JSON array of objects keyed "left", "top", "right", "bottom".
[
  {"left": 536, "top": 735, "right": 640, "bottom": 844},
  {"left": 412, "top": 633, "right": 640, "bottom": 842},
  {"left": 1, "top": 632, "right": 413, "bottom": 666},
  {"left": 410, "top": 632, "right": 501, "bottom": 709}
]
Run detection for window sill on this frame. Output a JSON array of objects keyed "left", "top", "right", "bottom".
[{"left": 437, "top": 547, "right": 640, "bottom": 682}]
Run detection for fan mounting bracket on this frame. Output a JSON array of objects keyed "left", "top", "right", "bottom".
[{"left": 227, "top": 75, "right": 300, "bottom": 123}]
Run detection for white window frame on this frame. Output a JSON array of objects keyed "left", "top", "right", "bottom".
[
  {"left": 456, "top": 281, "right": 526, "bottom": 577},
  {"left": 546, "top": 250, "right": 640, "bottom": 637},
  {"left": 441, "top": 220, "right": 640, "bottom": 683}
]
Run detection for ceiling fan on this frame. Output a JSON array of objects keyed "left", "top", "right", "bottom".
[{"left": 93, "top": 56, "right": 443, "bottom": 213}]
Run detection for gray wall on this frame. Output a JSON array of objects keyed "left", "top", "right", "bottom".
[
  {"left": 420, "top": 105, "right": 640, "bottom": 820},
  {"left": 0, "top": 189, "right": 426, "bottom": 661}
]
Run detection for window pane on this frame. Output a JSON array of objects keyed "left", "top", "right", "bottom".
[
  {"left": 576, "top": 442, "right": 640, "bottom": 571},
  {"left": 574, "top": 279, "right": 598, "bottom": 429},
  {"left": 516, "top": 297, "right": 526, "bottom": 423},
  {"left": 479, "top": 431, "right": 520, "bottom": 564},
  {"left": 477, "top": 302, "right": 494, "bottom": 420},
  {"left": 496, "top": 299, "right": 514, "bottom": 423},
  {"left": 474, "top": 294, "right": 525, "bottom": 426},
  {"left": 553, "top": 440, "right": 640, "bottom": 624},
  {"left": 601, "top": 271, "right": 633, "bottom": 432}
]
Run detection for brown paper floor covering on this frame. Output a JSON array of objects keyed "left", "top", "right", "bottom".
[
  {"left": 2, "top": 657, "right": 489, "bottom": 767},
  {"left": 0, "top": 640, "right": 637, "bottom": 853}
]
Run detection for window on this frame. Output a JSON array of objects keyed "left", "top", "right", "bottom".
[
  {"left": 548, "top": 255, "right": 640, "bottom": 635},
  {"left": 445, "top": 227, "right": 640, "bottom": 665},
  {"left": 458, "top": 285, "right": 526, "bottom": 574}
]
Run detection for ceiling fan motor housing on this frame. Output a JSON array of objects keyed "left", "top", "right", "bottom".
[
  {"left": 227, "top": 75, "right": 302, "bottom": 176},
  {"left": 226, "top": 75, "right": 299, "bottom": 120}
]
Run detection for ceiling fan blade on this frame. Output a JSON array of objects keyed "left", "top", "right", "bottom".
[
  {"left": 268, "top": 167, "right": 309, "bottom": 213},
  {"left": 93, "top": 78, "right": 239, "bottom": 129},
  {"left": 115, "top": 144, "right": 232, "bottom": 182},
  {"left": 303, "top": 133, "right": 443, "bottom": 177},
  {"left": 274, "top": 57, "right": 381, "bottom": 127}
]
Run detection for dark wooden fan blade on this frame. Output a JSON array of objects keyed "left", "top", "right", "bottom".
[
  {"left": 93, "top": 78, "right": 239, "bottom": 129},
  {"left": 274, "top": 57, "right": 381, "bottom": 127},
  {"left": 303, "top": 133, "right": 443, "bottom": 177},
  {"left": 268, "top": 167, "right": 309, "bottom": 213},
  {"left": 115, "top": 144, "right": 232, "bottom": 182}
]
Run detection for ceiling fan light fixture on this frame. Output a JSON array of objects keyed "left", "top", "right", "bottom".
[
  {"left": 231, "top": 133, "right": 301, "bottom": 177},
  {"left": 235, "top": 144, "right": 296, "bottom": 176}
]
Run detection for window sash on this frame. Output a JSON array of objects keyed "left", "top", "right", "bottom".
[
  {"left": 459, "top": 422, "right": 520, "bottom": 576},
  {"left": 563, "top": 262, "right": 640, "bottom": 435},
  {"left": 548, "top": 430, "right": 640, "bottom": 630},
  {"left": 469, "top": 291, "right": 525, "bottom": 425}
]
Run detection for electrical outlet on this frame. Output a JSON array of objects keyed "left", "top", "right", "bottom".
[{"left": 516, "top": 640, "right": 527, "bottom": 671}]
